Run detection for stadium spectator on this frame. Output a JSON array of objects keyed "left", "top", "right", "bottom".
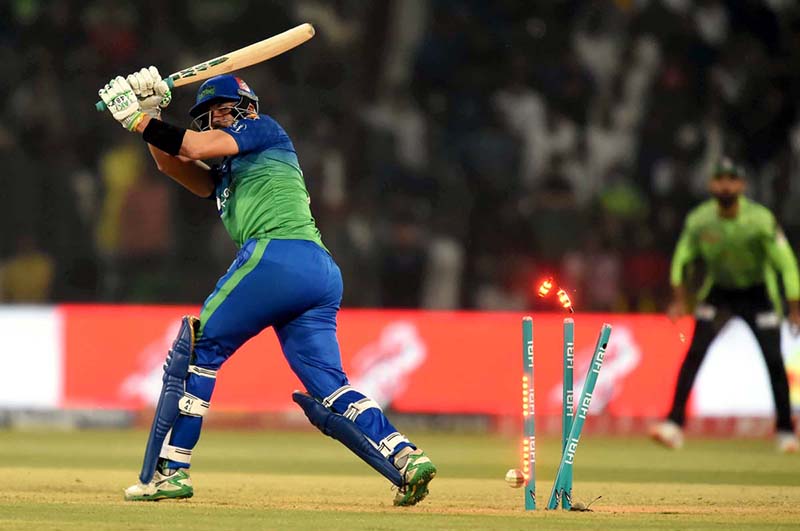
[{"left": 2, "top": 0, "right": 800, "bottom": 313}]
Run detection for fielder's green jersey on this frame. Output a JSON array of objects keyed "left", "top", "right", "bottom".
[
  {"left": 670, "top": 197, "right": 800, "bottom": 309},
  {"left": 214, "top": 114, "right": 327, "bottom": 251}
]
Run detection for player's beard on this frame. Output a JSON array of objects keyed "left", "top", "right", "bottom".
[{"left": 713, "top": 192, "right": 738, "bottom": 208}]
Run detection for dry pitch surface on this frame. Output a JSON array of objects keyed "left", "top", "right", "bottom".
[{"left": 1, "top": 429, "right": 799, "bottom": 531}]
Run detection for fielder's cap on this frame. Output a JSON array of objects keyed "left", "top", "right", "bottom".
[{"left": 712, "top": 157, "right": 745, "bottom": 180}]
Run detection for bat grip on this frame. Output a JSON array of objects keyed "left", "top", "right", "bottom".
[{"left": 94, "top": 77, "right": 175, "bottom": 112}]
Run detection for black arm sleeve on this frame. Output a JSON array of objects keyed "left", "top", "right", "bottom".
[{"left": 142, "top": 119, "right": 187, "bottom": 156}]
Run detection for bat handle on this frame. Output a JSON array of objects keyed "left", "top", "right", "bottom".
[{"left": 94, "top": 77, "right": 176, "bottom": 112}]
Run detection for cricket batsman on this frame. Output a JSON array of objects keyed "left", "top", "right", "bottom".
[
  {"left": 651, "top": 157, "right": 800, "bottom": 452},
  {"left": 98, "top": 67, "right": 436, "bottom": 505}
]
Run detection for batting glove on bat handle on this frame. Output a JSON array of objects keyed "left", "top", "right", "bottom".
[
  {"left": 96, "top": 77, "right": 174, "bottom": 112},
  {"left": 98, "top": 76, "right": 144, "bottom": 130},
  {"left": 128, "top": 66, "right": 173, "bottom": 118}
]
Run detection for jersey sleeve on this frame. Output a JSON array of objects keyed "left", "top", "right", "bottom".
[
  {"left": 763, "top": 216, "right": 800, "bottom": 300},
  {"left": 670, "top": 212, "right": 698, "bottom": 287},
  {"left": 221, "top": 117, "right": 289, "bottom": 155}
]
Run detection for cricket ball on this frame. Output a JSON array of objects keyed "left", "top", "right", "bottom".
[{"left": 505, "top": 468, "right": 525, "bottom": 488}]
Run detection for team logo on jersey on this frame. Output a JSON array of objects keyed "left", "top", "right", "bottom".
[
  {"left": 217, "top": 185, "right": 232, "bottom": 215},
  {"left": 230, "top": 121, "right": 247, "bottom": 133},
  {"left": 215, "top": 165, "right": 233, "bottom": 216}
]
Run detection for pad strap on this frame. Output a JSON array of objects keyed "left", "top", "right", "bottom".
[
  {"left": 377, "top": 432, "right": 410, "bottom": 458},
  {"left": 322, "top": 385, "right": 354, "bottom": 408},
  {"left": 189, "top": 365, "right": 218, "bottom": 378},
  {"left": 178, "top": 366, "right": 216, "bottom": 417},
  {"left": 178, "top": 393, "right": 210, "bottom": 417},
  {"left": 161, "top": 443, "right": 192, "bottom": 464},
  {"left": 343, "top": 397, "right": 382, "bottom": 421}
]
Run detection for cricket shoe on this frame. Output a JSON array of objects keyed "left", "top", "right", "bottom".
[
  {"left": 124, "top": 467, "right": 193, "bottom": 501},
  {"left": 776, "top": 431, "right": 799, "bottom": 454},
  {"left": 649, "top": 420, "right": 684, "bottom": 449},
  {"left": 392, "top": 447, "right": 437, "bottom": 507}
]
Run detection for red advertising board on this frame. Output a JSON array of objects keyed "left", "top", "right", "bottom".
[{"left": 61, "top": 305, "right": 695, "bottom": 418}]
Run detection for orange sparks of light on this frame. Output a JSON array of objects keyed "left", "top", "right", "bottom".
[
  {"left": 556, "top": 288, "right": 574, "bottom": 313},
  {"left": 537, "top": 278, "right": 554, "bottom": 298}
]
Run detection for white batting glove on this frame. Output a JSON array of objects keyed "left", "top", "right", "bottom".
[
  {"left": 98, "top": 76, "right": 144, "bottom": 131},
  {"left": 127, "top": 66, "right": 172, "bottom": 119}
]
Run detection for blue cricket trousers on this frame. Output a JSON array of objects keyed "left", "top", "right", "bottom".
[{"left": 166, "top": 238, "right": 408, "bottom": 465}]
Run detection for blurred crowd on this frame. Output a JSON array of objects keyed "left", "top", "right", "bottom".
[{"left": 2, "top": 0, "right": 800, "bottom": 313}]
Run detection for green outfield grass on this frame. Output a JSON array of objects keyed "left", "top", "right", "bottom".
[{"left": 1, "top": 428, "right": 799, "bottom": 531}]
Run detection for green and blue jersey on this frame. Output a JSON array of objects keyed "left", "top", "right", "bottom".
[{"left": 214, "top": 114, "right": 326, "bottom": 251}]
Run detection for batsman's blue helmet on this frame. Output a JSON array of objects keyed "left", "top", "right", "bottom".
[{"left": 189, "top": 74, "right": 259, "bottom": 118}]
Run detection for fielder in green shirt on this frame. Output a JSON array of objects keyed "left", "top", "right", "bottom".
[{"left": 651, "top": 157, "right": 800, "bottom": 453}]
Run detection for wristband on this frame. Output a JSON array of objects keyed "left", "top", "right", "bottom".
[{"left": 123, "top": 111, "right": 146, "bottom": 132}]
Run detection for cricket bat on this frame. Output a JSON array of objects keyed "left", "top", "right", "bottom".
[{"left": 96, "top": 23, "right": 315, "bottom": 111}]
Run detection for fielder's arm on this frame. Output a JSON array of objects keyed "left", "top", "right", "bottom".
[
  {"left": 667, "top": 219, "right": 698, "bottom": 319},
  {"left": 670, "top": 222, "right": 698, "bottom": 290},
  {"left": 764, "top": 223, "right": 800, "bottom": 318}
]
